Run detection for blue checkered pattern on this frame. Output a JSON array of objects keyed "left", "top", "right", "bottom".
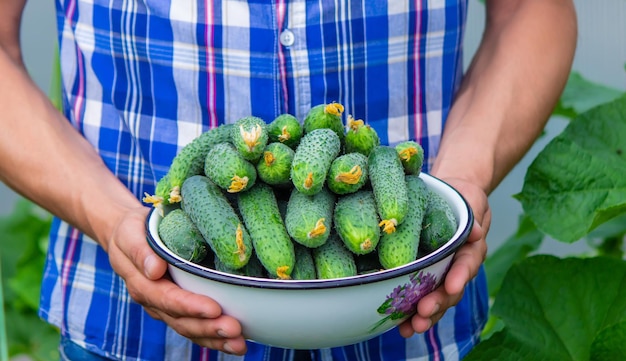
[{"left": 40, "top": 0, "right": 488, "bottom": 360}]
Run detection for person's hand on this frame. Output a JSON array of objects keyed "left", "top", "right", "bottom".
[
  {"left": 104, "top": 206, "right": 248, "bottom": 355},
  {"left": 398, "top": 177, "right": 490, "bottom": 336}
]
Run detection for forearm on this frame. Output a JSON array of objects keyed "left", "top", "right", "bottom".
[
  {"left": 0, "top": 47, "right": 142, "bottom": 250},
  {"left": 431, "top": 0, "right": 577, "bottom": 193}
]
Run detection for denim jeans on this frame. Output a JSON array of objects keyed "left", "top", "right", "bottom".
[{"left": 59, "top": 337, "right": 112, "bottom": 361}]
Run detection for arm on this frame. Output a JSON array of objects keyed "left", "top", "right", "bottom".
[
  {"left": 0, "top": 1, "right": 246, "bottom": 355},
  {"left": 399, "top": 0, "right": 577, "bottom": 335}
]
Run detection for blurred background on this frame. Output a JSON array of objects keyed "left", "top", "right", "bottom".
[{"left": 1, "top": 0, "right": 625, "bottom": 360}]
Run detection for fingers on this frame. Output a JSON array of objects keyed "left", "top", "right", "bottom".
[
  {"left": 397, "top": 284, "right": 466, "bottom": 337},
  {"left": 398, "top": 221, "right": 487, "bottom": 337},
  {"left": 105, "top": 207, "right": 248, "bottom": 355},
  {"left": 165, "top": 313, "right": 247, "bottom": 354},
  {"left": 445, "top": 234, "right": 487, "bottom": 294},
  {"left": 108, "top": 207, "right": 169, "bottom": 280}
]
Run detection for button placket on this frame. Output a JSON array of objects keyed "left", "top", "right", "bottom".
[{"left": 279, "top": 29, "right": 295, "bottom": 47}]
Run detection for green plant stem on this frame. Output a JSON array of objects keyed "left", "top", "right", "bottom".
[{"left": 0, "top": 259, "right": 9, "bottom": 361}]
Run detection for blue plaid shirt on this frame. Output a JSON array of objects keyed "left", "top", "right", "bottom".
[{"left": 41, "top": 0, "right": 488, "bottom": 360}]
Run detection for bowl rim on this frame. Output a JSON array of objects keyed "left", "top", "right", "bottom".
[{"left": 145, "top": 173, "right": 473, "bottom": 290}]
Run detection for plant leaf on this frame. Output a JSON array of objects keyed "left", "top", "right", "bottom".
[
  {"left": 465, "top": 255, "right": 626, "bottom": 361},
  {"left": 585, "top": 212, "right": 626, "bottom": 240},
  {"left": 5, "top": 310, "right": 59, "bottom": 360},
  {"left": 589, "top": 322, "right": 626, "bottom": 361},
  {"left": 515, "top": 94, "right": 626, "bottom": 243},
  {"left": 484, "top": 215, "right": 543, "bottom": 298},
  {"left": 552, "top": 72, "right": 624, "bottom": 119}
]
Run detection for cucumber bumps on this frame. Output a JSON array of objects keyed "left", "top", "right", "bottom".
[
  {"left": 157, "top": 208, "right": 208, "bottom": 262},
  {"left": 378, "top": 175, "right": 429, "bottom": 269},
  {"left": 420, "top": 189, "right": 458, "bottom": 254},
  {"left": 267, "top": 114, "right": 303, "bottom": 149},
  {"left": 303, "top": 102, "right": 345, "bottom": 142},
  {"left": 285, "top": 187, "right": 335, "bottom": 248},
  {"left": 368, "top": 146, "right": 409, "bottom": 234},
  {"left": 204, "top": 143, "right": 257, "bottom": 193},
  {"left": 256, "top": 142, "right": 294, "bottom": 187},
  {"left": 231, "top": 116, "right": 269, "bottom": 162},
  {"left": 333, "top": 190, "right": 380, "bottom": 255},
  {"left": 237, "top": 183, "right": 295, "bottom": 279},
  {"left": 181, "top": 175, "right": 253, "bottom": 269},
  {"left": 395, "top": 141, "right": 424, "bottom": 175},
  {"left": 326, "top": 152, "right": 368, "bottom": 195},
  {"left": 313, "top": 234, "right": 357, "bottom": 279},
  {"left": 290, "top": 128, "right": 341, "bottom": 195},
  {"left": 344, "top": 116, "right": 380, "bottom": 157},
  {"left": 143, "top": 124, "right": 233, "bottom": 209}
]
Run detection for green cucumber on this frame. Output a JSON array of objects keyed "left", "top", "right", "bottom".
[
  {"left": 344, "top": 116, "right": 380, "bottom": 156},
  {"left": 267, "top": 114, "right": 303, "bottom": 149},
  {"left": 368, "top": 145, "right": 409, "bottom": 234},
  {"left": 181, "top": 175, "right": 252, "bottom": 269},
  {"left": 291, "top": 243, "right": 316, "bottom": 280},
  {"left": 256, "top": 142, "right": 295, "bottom": 187},
  {"left": 355, "top": 252, "right": 383, "bottom": 275},
  {"left": 290, "top": 128, "right": 341, "bottom": 195},
  {"left": 143, "top": 174, "right": 172, "bottom": 212},
  {"left": 237, "top": 183, "right": 295, "bottom": 279},
  {"left": 420, "top": 189, "right": 458, "bottom": 254},
  {"left": 395, "top": 141, "right": 424, "bottom": 175},
  {"left": 284, "top": 187, "right": 336, "bottom": 248},
  {"left": 378, "top": 175, "right": 429, "bottom": 269},
  {"left": 327, "top": 152, "right": 369, "bottom": 195},
  {"left": 333, "top": 190, "right": 380, "bottom": 255},
  {"left": 143, "top": 124, "right": 233, "bottom": 208},
  {"left": 313, "top": 233, "right": 357, "bottom": 279},
  {"left": 303, "top": 103, "right": 345, "bottom": 142},
  {"left": 214, "top": 252, "right": 267, "bottom": 278},
  {"left": 157, "top": 208, "right": 208, "bottom": 263},
  {"left": 204, "top": 142, "right": 257, "bottom": 193},
  {"left": 231, "top": 116, "right": 269, "bottom": 162}
]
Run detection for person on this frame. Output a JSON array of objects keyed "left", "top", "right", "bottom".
[{"left": 0, "top": 0, "right": 576, "bottom": 360}]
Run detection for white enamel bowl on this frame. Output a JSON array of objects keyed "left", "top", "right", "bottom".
[{"left": 146, "top": 173, "right": 473, "bottom": 350}]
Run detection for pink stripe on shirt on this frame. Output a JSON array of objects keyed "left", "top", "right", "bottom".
[
  {"left": 276, "top": 0, "right": 290, "bottom": 113},
  {"left": 205, "top": 0, "right": 218, "bottom": 128}
]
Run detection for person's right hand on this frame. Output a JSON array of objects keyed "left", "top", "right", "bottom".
[{"left": 104, "top": 206, "right": 248, "bottom": 355}]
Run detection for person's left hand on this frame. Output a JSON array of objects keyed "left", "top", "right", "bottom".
[{"left": 398, "top": 177, "right": 490, "bottom": 336}]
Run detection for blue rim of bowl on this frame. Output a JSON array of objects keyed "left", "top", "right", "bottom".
[{"left": 145, "top": 174, "right": 473, "bottom": 290}]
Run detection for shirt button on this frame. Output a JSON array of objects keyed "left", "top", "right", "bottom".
[{"left": 280, "top": 29, "right": 295, "bottom": 47}]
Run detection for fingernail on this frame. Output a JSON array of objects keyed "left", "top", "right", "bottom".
[
  {"left": 144, "top": 254, "right": 157, "bottom": 279},
  {"left": 217, "top": 329, "right": 228, "bottom": 338},
  {"left": 223, "top": 341, "right": 235, "bottom": 354}
]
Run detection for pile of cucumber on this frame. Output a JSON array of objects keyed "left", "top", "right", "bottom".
[{"left": 145, "top": 103, "right": 458, "bottom": 280}]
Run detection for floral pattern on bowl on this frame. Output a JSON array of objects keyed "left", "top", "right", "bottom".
[{"left": 370, "top": 271, "right": 438, "bottom": 333}]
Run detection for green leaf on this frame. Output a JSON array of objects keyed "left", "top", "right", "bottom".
[
  {"left": 484, "top": 215, "right": 543, "bottom": 298},
  {"left": 49, "top": 46, "right": 63, "bottom": 113},
  {"left": 586, "top": 212, "right": 626, "bottom": 240},
  {"left": 590, "top": 322, "right": 626, "bottom": 361},
  {"left": 0, "top": 199, "right": 56, "bottom": 359},
  {"left": 480, "top": 314, "right": 505, "bottom": 341},
  {"left": 8, "top": 258, "right": 46, "bottom": 311},
  {"left": 376, "top": 298, "right": 393, "bottom": 314},
  {"left": 5, "top": 310, "right": 59, "bottom": 360},
  {"left": 465, "top": 255, "right": 626, "bottom": 361},
  {"left": 515, "top": 94, "right": 626, "bottom": 243},
  {"left": 552, "top": 98, "right": 579, "bottom": 120},
  {"left": 553, "top": 72, "right": 624, "bottom": 119}
]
